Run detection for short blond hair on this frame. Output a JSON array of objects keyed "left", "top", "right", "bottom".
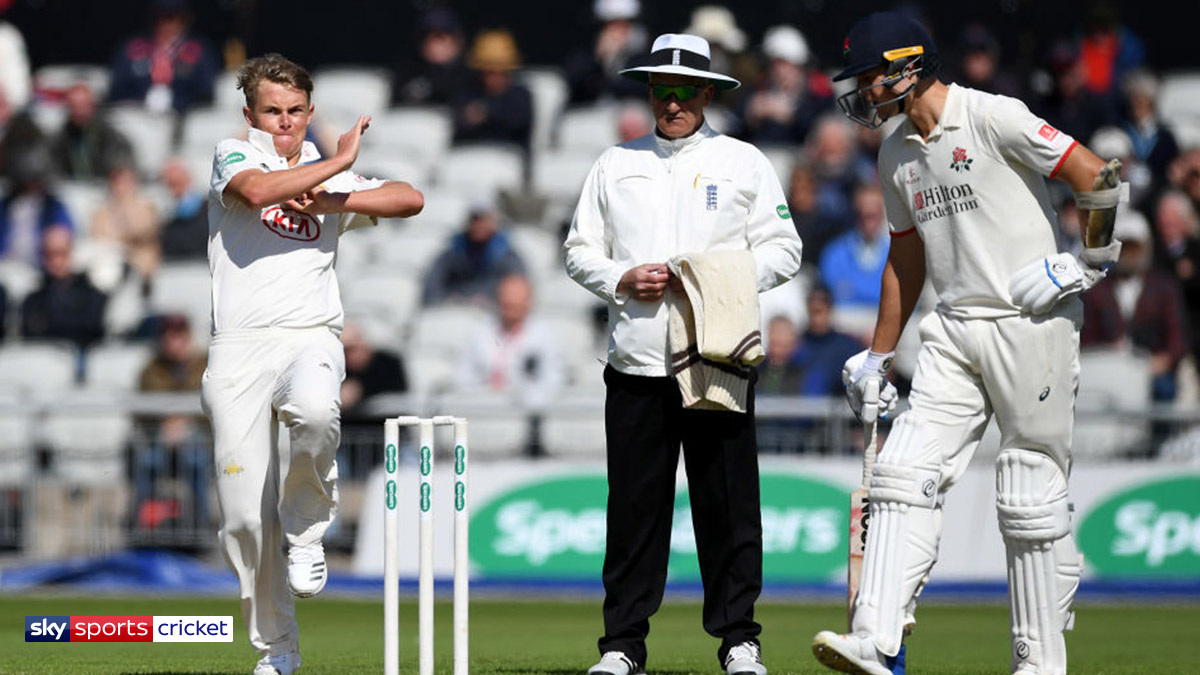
[{"left": 236, "top": 53, "right": 313, "bottom": 108}]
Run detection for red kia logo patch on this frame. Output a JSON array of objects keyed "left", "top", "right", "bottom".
[
  {"left": 261, "top": 205, "right": 320, "bottom": 241},
  {"left": 1038, "top": 124, "right": 1060, "bottom": 141}
]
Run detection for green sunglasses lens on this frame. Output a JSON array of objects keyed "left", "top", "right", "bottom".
[{"left": 651, "top": 85, "right": 699, "bottom": 101}]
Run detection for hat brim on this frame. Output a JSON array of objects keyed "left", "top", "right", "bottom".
[
  {"left": 619, "top": 64, "right": 740, "bottom": 90},
  {"left": 832, "top": 61, "right": 882, "bottom": 82}
]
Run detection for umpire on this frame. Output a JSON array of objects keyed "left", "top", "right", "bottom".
[{"left": 564, "top": 33, "right": 803, "bottom": 675}]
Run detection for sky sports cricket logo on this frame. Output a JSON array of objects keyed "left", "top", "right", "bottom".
[{"left": 25, "top": 615, "right": 233, "bottom": 642}]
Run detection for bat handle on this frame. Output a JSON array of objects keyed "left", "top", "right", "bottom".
[{"left": 862, "top": 418, "right": 878, "bottom": 489}]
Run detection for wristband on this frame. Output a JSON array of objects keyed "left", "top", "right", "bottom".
[{"left": 863, "top": 350, "right": 895, "bottom": 374}]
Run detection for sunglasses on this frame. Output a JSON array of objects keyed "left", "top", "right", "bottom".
[{"left": 650, "top": 84, "right": 701, "bottom": 102}]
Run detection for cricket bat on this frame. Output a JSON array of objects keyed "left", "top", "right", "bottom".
[{"left": 847, "top": 380, "right": 879, "bottom": 624}]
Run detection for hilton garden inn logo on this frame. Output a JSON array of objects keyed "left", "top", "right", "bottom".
[{"left": 912, "top": 182, "right": 980, "bottom": 224}]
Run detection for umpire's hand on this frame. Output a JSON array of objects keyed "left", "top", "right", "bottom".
[{"left": 618, "top": 263, "right": 671, "bottom": 302}]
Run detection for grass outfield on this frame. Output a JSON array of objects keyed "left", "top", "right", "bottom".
[{"left": 1, "top": 595, "right": 1195, "bottom": 674}]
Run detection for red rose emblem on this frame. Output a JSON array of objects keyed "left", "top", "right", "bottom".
[{"left": 953, "top": 147, "right": 967, "bottom": 163}]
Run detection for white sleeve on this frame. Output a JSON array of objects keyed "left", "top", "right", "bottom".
[
  {"left": 563, "top": 152, "right": 627, "bottom": 303},
  {"left": 879, "top": 164, "right": 916, "bottom": 236},
  {"left": 210, "top": 139, "right": 261, "bottom": 208},
  {"left": 327, "top": 170, "right": 388, "bottom": 233},
  {"left": 987, "top": 95, "right": 1078, "bottom": 179},
  {"left": 743, "top": 149, "right": 804, "bottom": 292}
]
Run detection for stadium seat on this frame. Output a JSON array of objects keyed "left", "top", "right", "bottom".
[
  {"left": 40, "top": 389, "right": 133, "bottom": 487},
  {"left": 556, "top": 104, "right": 619, "bottom": 154},
  {"left": 149, "top": 261, "right": 212, "bottom": 337},
  {"left": 312, "top": 66, "right": 392, "bottom": 131},
  {"left": 536, "top": 272, "right": 602, "bottom": 319},
  {"left": 428, "top": 386, "right": 531, "bottom": 458},
  {"left": 436, "top": 144, "right": 525, "bottom": 195},
  {"left": 56, "top": 179, "right": 107, "bottom": 230},
  {"left": 180, "top": 105, "right": 247, "bottom": 158},
  {"left": 542, "top": 385, "right": 607, "bottom": 456},
  {"left": 212, "top": 70, "right": 243, "bottom": 112},
  {"left": 33, "top": 63, "right": 111, "bottom": 100},
  {"left": 369, "top": 228, "right": 448, "bottom": 276},
  {"left": 0, "top": 341, "right": 78, "bottom": 396},
  {"left": 518, "top": 66, "right": 569, "bottom": 152},
  {"left": 404, "top": 347, "right": 460, "bottom": 400},
  {"left": 28, "top": 99, "right": 67, "bottom": 137},
  {"left": 369, "top": 107, "right": 453, "bottom": 168},
  {"left": 341, "top": 270, "right": 422, "bottom": 341},
  {"left": 0, "top": 388, "right": 34, "bottom": 487},
  {"left": 405, "top": 305, "right": 490, "bottom": 358},
  {"left": 507, "top": 225, "right": 562, "bottom": 284},
  {"left": 1075, "top": 347, "right": 1153, "bottom": 459},
  {"left": 531, "top": 149, "right": 597, "bottom": 205},
  {"left": 1158, "top": 73, "right": 1200, "bottom": 149},
  {"left": 353, "top": 149, "right": 430, "bottom": 188},
  {"left": 107, "top": 104, "right": 178, "bottom": 179},
  {"left": 0, "top": 259, "right": 41, "bottom": 308},
  {"left": 405, "top": 187, "right": 470, "bottom": 234},
  {"left": 86, "top": 341, "right": 154, "bottom": 391},
  {"left": 758, "top": 143, "right": 798, "bottom": 184}
]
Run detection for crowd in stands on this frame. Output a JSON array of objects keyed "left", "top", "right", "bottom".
[{"left": 1, "top": 0, "right": 1199, "bottom": 468}]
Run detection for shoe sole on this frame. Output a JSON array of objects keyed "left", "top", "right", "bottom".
[{"left": 812, "top": 635, "right": 885, "bottom": 675}]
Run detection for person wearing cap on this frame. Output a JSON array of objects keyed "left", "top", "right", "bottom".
[
  {"left": 564, "top": 32, "right": 803, "bottom": 675},
  {"left": 736, "top": 25, "right": 833, "bottom": 145},
  {"left": 450, "top": 28, "right": 534, "bottom": 153},
  {"left": 564, "top": 0, "right": 649, "bottom": 105},
  {"left": 390, "top": 8, "right": 470, "bottom": 106},
  {"left": 420, "top": 192, "right": 526, "bottom": 308},
  {"left": 811, "top": 10, "right": 1135, "bottom": 675},
  {"left": 204, "top": 54, "right": 423, "bottom": 675}
]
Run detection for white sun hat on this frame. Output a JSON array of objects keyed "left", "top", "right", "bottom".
[{"left": 619, "top": 33, "right": 741, "bottom": 90}]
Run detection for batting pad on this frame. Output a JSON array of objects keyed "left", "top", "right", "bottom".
[
  {"left": 997, "top": 448, "right": 1082, "bottom": 675},
  {"left": 853, "top": 415, "right": 943, "bottom": 657}
]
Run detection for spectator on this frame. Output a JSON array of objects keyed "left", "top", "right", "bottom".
[
  {"left": 20, "top": 225, "right": 107, "bottom": 355},
  {"left": 1081, "top": 209, "right": 1188, "bottom": 403},
  {"left": 90, "top": 163, "right": 162, "bottom": 284},
  {"left": 787, "top": 158, "right": 850, "bottom": 265},
  {"left": 390, "top": 8, "right": 470, "bottom": 106},
  {"left": 615, "top": 102, "right": 652, "bottom": 142},
  {"left": 1089, "top": 126, "right": 1154, "bottom": 212},
  {"left": 1035, "top": 39, "right": 1114, "bottom": 144},
  {"left": 133, "top": 312, "right": 211, "bottom": 531},
  {"left": 49, "top": 82, "right": 135, "bottom": 181},
  {"left": 340, "top": 319, "right": 408, "bottom": 422},
  {"left": 819, "top": 181, "right": 889, "bottom": 310},
  {"left": 158, "top": 157, "right": 209, "bottom": 261},
  {"left": 107, "top": 0, "right": 218, "bottom": 114},
  {"left": 421, "top": 193, "right": 526, "bottom": 307},
  {"left": 736, "top": 25, "right": 832, "bottom": 145},
  {"left": 756, "top": 314, "right": 803, "bottom": 395},
  {"left": 450, "top": 29, "right": 534, "bottom": 153},
  {"left": 683, "top": 5, "right": 756, "bottom": 107},
  {"left": 1168, "top": 149, "right": 1200, "bottom": 216},
  {"left": 1077, "top": 2, "right": 1145, "bottom": 105},
  {"left": 1120, "top": 69, "right": 1180, "bottom": 196},
  {"left": 0, "top": 99, "right": 45, "bottom": 183},
  {"left": 1153, "top": 190, "right": 1200, "bottom": 377},
  {"left": 946, "top": 23, "right": 1024, "bottom": 100},
  {"left": 792, "top": 284, "right": 865, "bottom": 396},
  {"left": 805, "top": 114, "right": 875, "bottom": 236},
  {"left": 456, "top": 273, "right": 565, "bottom": 456},
  {"left": 0, "top": 148, "right": 75, "bottom": 267},
  {"left": 564, "top": 0, "right": 648, "bottom": 106}
]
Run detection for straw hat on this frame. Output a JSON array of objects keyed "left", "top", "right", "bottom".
[{"left": 467, "top": 29, "right": 521, "bottom": 71}]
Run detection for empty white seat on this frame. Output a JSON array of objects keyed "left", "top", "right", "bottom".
[
  {"left": 405, "top": 187, "right": 470, "bottom": 234},
  {"left": 537, "top": 272, "right": 601, "bottom": 319},
  {"left": 404, "top": 347, "right": 459, "bottom": 399},
  {"left": 532, "top": 149, "right": 597, "bottom": 204},
  {"left": 370, "top": 230, "right": 448, "bottom": 276},
  {"left": 557, "top": 104, "right": 619, "bottom": 153},
  {"left": 40, "top": 390, "right": 133, "bottom": 486},
  {"left": 213, "top": 70, "right": 243, "bottom": 113},
  {"left": 0, "top": 259, "right": 41, "bottom": 306},
  {"left": 1075, "top": 347, "right": 1152, "bottom": 459},
  {"left": 34, "top": 63, "right": 111, "bottom": 100},
  {"left": 0, "top": 341, "right": 78, "bottom": 395},
  {"left": 507, "top": 226, "right": 562, "bottom": 283},
  {"left": 312, "top": 66, "right": 392, "bottom": 130},
  {"left": 429, "top": 386, "right": 531, "bottom": 457},
  {"left": 149, "top": 261, "right": 212, "bottom": 335},
  {"left": 107, "top": 104, "right": 177, "bottom": 179},
  {"left": 369, "top": 107, "right": 453, "bottom": 167},
  {"left": 180, "top": 106, "right": 246, "bottom": 157},
  {"left": 341, "top": 271, "right": 421, "bottom": 339},
  {"left": 758, "top": 143, "right": 798, "bottom": 184},
  {"left": 518, "top": 67, "right": 569, "bottom": 151},
  {"left": 57, "top": 179, "right": 107, "bottom": 230},
  {"left": 353, "top": 149, "right": 430, "bottom": 188},
  {"left": 86, "top": 341, "right": 154, "bottom": 391},
  {"left": 542, "top": 386, "right": 607, "bottom": 456},
  {"left": 0, "top": 388, "right": 34, "bottom": 486},
  {"left": 436, "top": 144, "right": 524, "bottom": 195},
  {"left": 405, "top": 305, "right": 490, "bottom": 357}
]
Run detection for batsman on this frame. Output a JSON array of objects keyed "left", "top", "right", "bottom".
[{"left": 811, "top": 11, "right": 1128, "bottom": 675}]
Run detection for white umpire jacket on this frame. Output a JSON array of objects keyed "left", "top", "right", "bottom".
[{"left": 564, "top": 120, "right": 803, "bottom": 377}]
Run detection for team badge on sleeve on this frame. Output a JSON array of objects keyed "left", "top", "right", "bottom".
[{"left": 1038, "top": 124, "right": 1060, "bottom": 141}]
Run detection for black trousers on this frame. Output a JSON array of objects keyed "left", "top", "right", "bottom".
[{"left": 598, "top": 366, "right": 763, "bottom": 668}]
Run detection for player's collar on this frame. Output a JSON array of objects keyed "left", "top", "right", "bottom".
[
  {"left": 901, "top": 82, "right": 963, "bottom": 143},
  {"left": 246, "top": 128, "right": 321, "bottom": 165}
]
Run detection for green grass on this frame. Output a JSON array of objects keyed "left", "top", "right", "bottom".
[{"left": 0, "top": 595, "right": 1195, "bottom": 674}]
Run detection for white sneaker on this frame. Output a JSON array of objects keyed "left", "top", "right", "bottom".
[
  {"left": 287, "top": 542, "right": 327, "bottom": 597},
  {"left": 253, "top": 651, "right": 301, "bottom": 675},
  {"left": 725, "top": 641, "right": 767, "bottom": 675},
  {"left": 811, "top": 631, "right": 893, "bottom": 675},
  {"left": 587, "top": 651, "right": 645, "bottom": 675}
]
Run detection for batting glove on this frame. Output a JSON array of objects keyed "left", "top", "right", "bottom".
[
  {"left": 1009, "top": 247, "right": 1117, "bottom": 315},
  {"left": 842, "top": 349, "right": 898, "bottom": 423}
]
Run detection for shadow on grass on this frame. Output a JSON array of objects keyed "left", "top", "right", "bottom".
[{"left": 491, "top": 670, "right": 700, "bottom": 675}]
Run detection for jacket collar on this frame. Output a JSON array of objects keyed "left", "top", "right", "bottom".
[{"left": 654, "top": 119, "right": 718, "bottom": 154}]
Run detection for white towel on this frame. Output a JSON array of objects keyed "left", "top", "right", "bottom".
[{"left": 667, "top": 250, "right": 763, "bottom": 412}]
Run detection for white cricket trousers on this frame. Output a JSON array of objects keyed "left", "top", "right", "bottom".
[{"left": 201, "top": 327, "right": 346, "bottom": 657}]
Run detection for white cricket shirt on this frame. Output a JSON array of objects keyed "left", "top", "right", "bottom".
[
  {"left": 564, "top": 121, "right": 804, "bottom": 376},
  {"left": 207, "top": 127, "right": 383, "bottom": 334},
  {"left": 878, "top": 84, "right": 1078, "bottom": 319}
]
